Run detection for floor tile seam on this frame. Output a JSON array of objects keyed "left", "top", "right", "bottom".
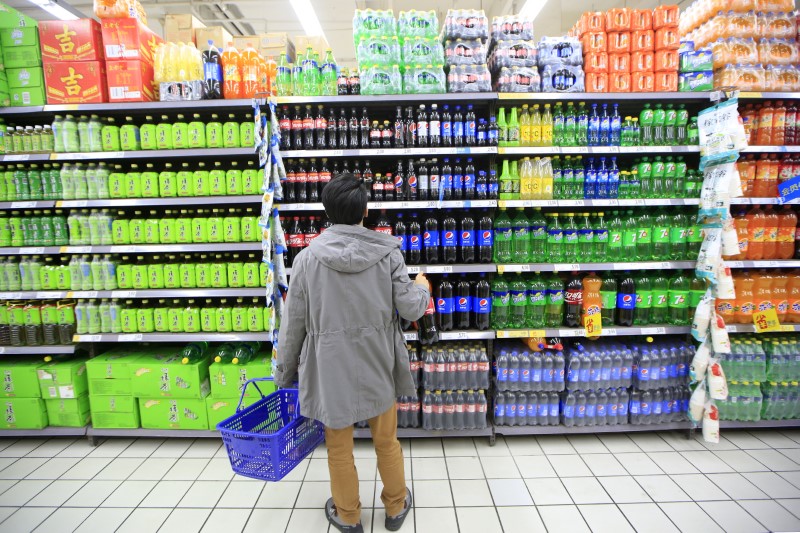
[
  {"left": 653, "top": 500, "right": 727, "bottom": 533},
  {"left": 574, "top": 501, "right": 633, "bottom": 533},
  {"left": 0, "top": 504, "right": 57, "bottom": 530},
  {"left": 774, "top": 498, "right": 800, "bottom": 521}
]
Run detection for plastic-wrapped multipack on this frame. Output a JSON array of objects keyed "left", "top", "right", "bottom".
[
  {"left": 494, "top": 67, "right": 541, "bottom": 92},
  {"left": 397, "top": 10, "right": 439, "bottom": 40},
  {"left": 538, "top": 36, "right": 584, "bottom": 66},
  {"left": 359, "top": 65, "right": 403, "bottom": 95},
  {"left": 353, "top": 9, "right": 397, "bottom": 44},
  {"left": 403, "top": 65, "right": 446, "bottom": 94},
  {"left": 447, "top": 64, "right": 492, "bottom": 92},
  {"left": 488, "top": 40, "right": 538, "bottom": 71},
  {"left": 491, "top": 14, "right": 534, "bottom": 41},
  {"left": 442, "top": 9, "right": 489, "bottom": 41},
  {"left": 356, "top": 37, "right": 402, "bottom": 69},
  {"left": 444, "top": 38, "right": 488, "bottom": 66},
  {"left": 540, "top": 64, "right": 586, "bottom": 92},
  {"left": 402, "top": 37, "right": 445, "bottom": 67}
]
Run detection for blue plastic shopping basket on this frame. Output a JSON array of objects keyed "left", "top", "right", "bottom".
[{"left": 217, "top": 377, "right": 325, "bottom": 482}]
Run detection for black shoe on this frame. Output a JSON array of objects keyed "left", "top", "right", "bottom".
[
  {"left": 325, "top": 498, "right": 364, "bottom": 533},
  {"left": 385, "top": 488, "right": 412, "bottom": 532}
]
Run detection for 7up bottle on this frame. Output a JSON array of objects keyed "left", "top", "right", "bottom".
[
  {"left": 651, "top": 275, "right": 669, "bottom": 324},
  {"left": 668, "top": 272, "right": 690, "bottom": 325}
]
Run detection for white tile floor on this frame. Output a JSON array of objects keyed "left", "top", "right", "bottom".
[{"left": 0, "top": 431, "right": 798, "bottom": 532}]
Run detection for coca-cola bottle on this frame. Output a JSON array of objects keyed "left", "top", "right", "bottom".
[
  {"left": 284, "top": 163, "right": 296, "bottom": 203},
  {"left": 375, "top": 210, "right": 392, "bottom": 235},
  {"left": 372, "top": 174, "right": 384, "bottom": 201},
  {"left": 337, "top": 109, "right": 348, "bottom": 148},
  {"left": 319, "top": 159, "right": 332, "bottom": 195},
  {"left": 305, "top": 217, "right": 320, "bottom": 247},
  {"left": 314, "top": 105, "right": 327, "bottom": 149},
  {"left": 287, "top": 217, "right": 305, "bottom": 267},
  {"left": 406, "top": 106, "right": 417, "bottom": 147},
  {"left": 327, "top": 109, "right": 337, "bottom": 149},
  {"left": 349, "top": 108, "right": 360, "bottom": 149},
  {"left": 408, "top": 213, "right": 422, "bottom": 265},
  {"left": 359, "top": 107, "right": 370, "bottom": 148},
  {"left": 564, "top": 272, "right": 583, "bottom": 328},
  {"left": 279, "top": 106, "right": 291, "bottom": 150},
  {"left": 302, "top": 105, "right": 315, "bottom": 149},
  {"left": 394, "top": 106, "right": 406, "bottom": 148},
  {"left": 384, "top": 173, "right": 396, "bottom": 202},
  {"left": 418, "top": 292, "right": 440, "bottom": 346},
  {"left": 295, "top": 161, "right": 308, "bottom": 203},
  {"left": 291, "top": 106, "right": 303, "bottom": 150},
  {"left": 307, "top": 159, "right": 320, "bottom": 203}
]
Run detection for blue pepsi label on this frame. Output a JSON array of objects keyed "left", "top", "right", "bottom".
[
  {"left": 409, "top": 233, "right": 422, "bottom": 251},
  {"left": 507, "top": 404, "right": 516, "bottom": 419},
  {"left": 436, "top": 296, "right": 454, "bottom": 315},
  {"left": 619, "top": 401, "right": 628, "bottom": 416},
  {"left": 204, "top": 63, "right": 223, "bottom": 82},
  {"left": 527, "top": 402, "right": 536, "bottom": 418},
  {"left": 630, "top": 400, "right": 640, "bottom": 414},
  {"left": 478, "top": 229, "right": 493, "bottom": 247},
  {"left": 664, "top": 400, "right": 673, "bottom": 414},
  {"left": 442, "top": 173, "right": 453, "bottom": 190},
  {"left": 640, "top": 401, "right": 651, "bottom": 415},
  {"left": 453, "top": 173, "right": 464, "bottom": 190},
  {"left": 489, "top": 127, "right": 498, "bottom": 141},
  {"left": 499, "top": 368, "right": 508, "bottom": 382},
  {"left": 567, "top": 367, "right": 578, "bottom": 382},
  {"left": 660, "top": 364, "right": 668, "bottom": 379},
  {"left": 564, "top": 404, "right": 575, "bottom": 418},
  {"left": 489, "top": 180, "right": 499, "bottom": 195},
  {"left": 577, "top": 404, "right": 586, "bottom": 418},
  {"left": 543, "top": 368, "right": 553, "bottom": 383},
  {"left": 549, "top": 403, "right": 558, "bottom": 417},
  {"left": 611, "top": 367, "right": 621, "bottom": 382},
  {"left": 622, "top": 364, "right": 631, "bottom": 380},
  {"left": 464, "top": 173, "right": 476, "bottom": 190},
  {"left": 442, "top": 121, "right": 452, "bottom": 138},
  {"left": 477, "top": 129, "right": 487, "bottom": 143},
  {"left": 508, "top": 368, "right": 520, "bottom": 383},
  {"left": 521, "top": 368, "right": 530, "bottom": 383},
  {"left": 456, "top": 295, "right": 471, "bottom": 313},
  {"left": 495, "top": 402, "right": 505, "bottom": 416},
  {"left": 609, "top": 404, "right": 618, "bottom": 418},
  {"left": 397, "top": 234, "right": 408, "bottom": 251},
  {"left": 601, "top": 368, "right": 611, "bottom": 382},
  {"left": 472, "top": 296, "right": 491, "bottom": 314},
  {"left": 586, "top": 403, "right": 596, "bottom": 418},
  {"left": 556, "top": 368, "right": 565, "bottom": 383},
  {"left": 597, "top": 403, "right": 606, "bottom": 416},
  {"left": 476, "top": 182, "right": 488, "bottom": 196},
  {"left": 653, "top": 401, "right": 662, "bottom": 415},
  {"left": 442, "top": 229, "right": 457, "bottom": 247},
  {"left": 538, "top": 403, "right": 548, "bottom": 417},
  {"left": 669, "top": 363, "right": 678, "bottom": 378},
  {"left": 423, "top": 230, "right": 439, "bottom": 248},
  {"left": 454, "top": 121, "right": 464, "bottom": 138},
  {"left": 532, "top": 367, "right": 542, "bottom": 383},
  {"left": 677, "top": 362, "right": 688, "bottom": 377},
  {"left": 580, "top": 367, "right": 590, "bottom": 383},
  {"left": 589, "top": 367, "right": 599, "bottom": 383},
  {"left": 617, "top": 293, "right": 636, "bottom": 309},
  {"left": 459, "top": 230, "right": 475, "bottom": 247},
  {"left": 467, "top": 120, "right": 476, "bottom": 136},
  {"left": 651, "top": 366, "right": 660, "bottom": 381}
]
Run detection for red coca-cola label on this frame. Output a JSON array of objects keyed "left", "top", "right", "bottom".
[
  {"left": 425, "top": 298, "right": 435, "bottom": 315},
  {"left": 279, "top": 118, "right": 291, "bottom": 131},
  {"left": 319, "top": 171, "right": 332, "bottom": 183},
  {"left": 291, "top": 118, "right": 302, "bottom": 130},
  {"left": 288, "top": 234, "right": 304, "bottom": 248},
  {"left": 435, "top": 363, "right": 446, "bottom": 373},
  {"left": 375, "top": 227, "right": 393, "bottom": 236},
  {"left": 565, "top": 289, "right": 583, "bottom": 304},
  {"left": 447, "top": 361, "right": 457, "bottom": 373},
  {"left": 304, "top": 233, "right": 319, "bottom": 246},
  {"left": 399, "top": 401, "right": 410, "bottom": 412},
  {"left": 302, "top": 117, "right": 314, "bottom": 130},
  {"left": 307, "top": 171, "right": 319, "bottom": 184},
  {"left": 478, "top": 362, "right": 490, "bottom": 372},
  {"left": 466, "top": 403, "right": 477, "bottom": 413},
  {"left": 315, "top": 117, "right": 327, "bottom": 129},
  {"left": 444, "top": 404, "right": 455, "bottom": 414},
  {"left": 296, "top": 170, "right": 307, "bottom": 184},
  {"left": 455, "top": 403, "right": 464, "bottom": 413},
  {"left": 423, "top": 362, "right": 434, "bottom": 373},
  {"left": 468, "top": 361, "right": 478, "bottom": 372},
  {"left": 423, "top": 404, "right": 433, "bottom": 414},
  {"left": 478, "top": 402, "right": 487, "bottom": 413},
  {"left": 457, "top": 361, "right": 468, "bottom": 372}
]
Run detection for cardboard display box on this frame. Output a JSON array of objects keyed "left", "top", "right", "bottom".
[
  {"left": 106, "top": 59, "right": 156, "bottom": 102},
  {"left": 0, "top": 398, "right": 47, "bottom": 429},
  {"left": 101, "top": 18, "right": 163, "bottom": 66},
  {"left": 195, "top": 26, "right": 233, "bottom": 51},
  {"left": 130, "top": 350, "right": 211, "bottom": 399},
  {"left": 164, "top": 14, "right": 206, "bottom": 45},
  {"left": 37, "top": 358, "right": 89, "bottom": 399},
  {"left": 86, "top": 349, "right": 143, "bottom": 381},
  {"left": 6, "top": 67, "right": 43, "bottom": 88},
  {"left": 232, "top": 33, "right": 294, "bottom": 60},
  {"left": 139, "top": 397, "right": 209, "bottom": 430},
  {"left": 0, "top": 27, "right": 38, "bottom": 48},
  {"left": 209, "top": 356, "right": 273, "bottom": 399},
  {"left": 0, "top": 4, "right": 37, "bottom": 29},
  {"left": 45, "top": 395, "right": 90, "bottom": 427},
  {"left": 89, "top": 394, "right": 137, "bottom": 413},
  {"left": 91, "top": 408, "right": 140, "bottom": 429},
  {"left": 3, "top": 46, "right": 41, "bottom": 69},
  {"left": 0, "top": 360, "right": 43, "bottom": 398},
  {"left": 295, "top": 35, "right": 330, "bottom": 56},
  {"left": 39, "top": 19, "right": 104, "bottom": 62},
  {"left": 44, "top": 61, "right": 107, "bottom": 104},
  {"left": 206, "top": 394, "right": 259, "bottom": 429}
]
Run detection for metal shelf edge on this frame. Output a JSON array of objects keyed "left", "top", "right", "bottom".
[
  {"left": 87, "top": 427, "right": 220, "bottom": 438},
  {"left": 73, "top": 333, "right": 271, "bottom": 343},
  {"left": 354, "top": 427, "right": 493, "bottom": 439},
  {"left": 0, "top": 345, "right": 76, "bottom": 354},
  {"left": 495, "top": 422, "right": 690, "bottom": 435},
  {"left": 0, "top": 426, "right": 88, "bottom": 436}
]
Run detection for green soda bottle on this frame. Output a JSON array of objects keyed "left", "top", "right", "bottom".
[
  {"left": 42, "top": 125, "right": 55, "bottom": 153},
  {"left": 242, "top": 161, "right": 260, "bottom": 195},
  {"left": 125, "top": 164, "right": 142, "bottom": 199},
  {"left": 154, "top": 299, "right": 169, "bottom": 332},
  {"left": 179, "top": 256, "right": 196, "bottom": 288},
  {"left": 652, "top": 104, "right": 666, "bottom": 145},
  {"left": 578, "top": 212, "right": 593, "bottom": 263},
  {"left": 188, "top": 114, "right": 206, "bottom": 148},
  {"left": 650, "top": 274, "right": 669, "bottom": 324},
  {"left": 176, "top": 210, "right": 192, "bottom": 244},
  {"left": 668, "top": 271, "right": 690, "bottom": 325},
  {"left": 177, "top": 162, "right": 192, "bottom": 197},
  {"left": 101, "top": 118, "right": 121, "bottom": 152},
  {"left": 206, "top": 114, "right": 223, "bottom": 148},
  {"left": 634, "top": 274, "right": 652, "bottom": 325},
  {"left": 223, "top": 114, "right": 240, "bottom": 148},
  {"left": 228, "top": 254, "right": 244, "bottom": 288},
  {"left": 159, "top": 211, "right": 176, "bottom": 244},
  {"left": 27, "top": 165, "right": 42, "bottom": 200},
  {"left": 193, "top": 162, "right": 210, "bottom": 196},
  {"left": 240, "top": 115, "right": 255, "bottom": 148},
  {"left": 216, "top": 299, "right": 232, "bottom": 332},
  {"left": 183, "top": 299, "right": 201, "bottom": 332},
  {"left": 168, "top": 299, "right": 183, "bottom": 332},
  {"left": 207, "top": 209, "right": 224, "bottom": 243},
  {"left": 147, "top": 256, "right": 165, "bottom": 289},
  {"left": 14, "top": 165, "right": 30, "bottom": 200},
  {"left": 196, "top": 255, "right": 211, "bottom": 287},
  {"left": 637, "top": 158, "right": 652, "bottom": 198},
  {"left": 232, "top": 298, "right": 247, "bottom": 332},
  {"left": 639, "top": 104, "right": 654, "bottom": 145},
  {"left": 159, "top": 163, "right": 177, "bottom": 197},
  {"left": 511, "top": 208, "right": 530, "bottom": 263},
  {"left": 651, "top": 156, "right": 665, "bottom": 198},
  {"left": 621, "top": 210, "right": 637, "bottom": 260},
  {"left": 172, "top": 114, "right": 189, "bottom": 149},
  {"left": 201, "top": 299, "right": 217, "bottom": 332},
  {"left": 163, "top": 255, "right": 180, "bottom": 288},
  {"left": 192, "top": 210, "right": 208, "bottom": 243},
  {"left": 140, "top": 115, "right": 157, "bottom": 150},
  {"left": 211, "top": 254, "right": 227, "bottom": 287},
  {"left": 144, "top": 211, "right": 159, "bottom": 244},
  {"left": 120, "top": 116, "right": 140, "bottom": 151},
  {"left": 156, "top": 115, "right": 173, "bottom": 150},
  {"left": 226, "top": 161, "right": 243, "bottom": 195},
  {"left": 141, "top": 164, "right": 158, "bottom": 198},
  {"left": 673, "top": 157, "right": 688, "bottom": 198},
  {"left": 209, "top": 162, "right": 225, "bottom": 196},
  {"left": 636, "top": 212, "right": 652, "bottom": 261},
  {"left": 56, "top": 257, "right": 71, "bottom": 290}
]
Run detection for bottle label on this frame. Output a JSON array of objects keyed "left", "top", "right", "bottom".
[
  {"left": 564, "top": 229, "right": 578, "bottom": 244},
  {"left": 454, "top": 121, "right": 464, "bottom": 138},
  {"left": 636, "top": 290, "right": 653, "bottom": 308},
  {"left": 687, "top": 225, "right": 704, "bottom": 243},
  {"left": 511, "top": 289, "right": 526, "bottom": 307},
  {"left": 459, "top": 230, "right": 475, "bottom": 247},
  {"left": 578, "top": 229, "right": 593, "bottom": 244},
  {"left": 652, "top": 290, "right": 669, "bottom": 308},
  {"left": 467, "top": 121, "right": 476, "bottom": 137},
  {"left": 600, "top": 291, "right": 616, "bottom": 309},
  {"left": 423, "top": 230, "right": 439, "bottom": 247},
  {"left": 478, "top": 228, "right": 493, "bottom": 247},
  {"left": 529, "top": 289, "right": 546, "bottom": 306},
  {"left": 436, "top": 296, "right": 454, "bottom": 315},
  {"left": 617, "top": 293, "right": 636, "bottom": 310},
  {"left": 548, "top": 290, "right": 564, "bottom": 304},
  {"left": 609, "top": 230, "right": 622, "bottom": 248},
  {"left": 689, "top": 289, "right": 705, "bottom": 307},
  {"left": 565, "top": 289, "right": 582, "bottom": 305},
  {"left": 442, "top": 229, "right": 457, "bottom": 247},
  {"left": 409, "top": 233, "right": 422, "bottom": 251},
  {"left": 456, "top": 295, "right": 471, "bottom": 313},
  {"left": 638, "top": 228, "right": 651, "bottom": 244},
  {"left": 464, "top": 172, "right": 476, "bottom": 191},
  {"left": 669, "top": 290, "right": 689, "bottom": 309},
  {"left": 454, "top": 173, "right": 464, "bottom": 190},
  {"left": 548, "top": 228, "right": 564, "bottom": 245},
  {"left": 669, "top": 227, "right": 687, "bottom": 244},
  {"left": 653, "top": 226, "right": 670, "bottom": 244},
  {"left": 430, "top": 174, "right": 440, "bottom": 191},
  {"left": 204, "top": 63, "right": 222, "bottom": 82},
  {"left": 397, "top": 234, "right": 408, "bottom": 251},
  {"left": 442, "top": 121, "right": 452, "bottom": 138},
  {"left": 472, "top": 296, "right": 491, "bottom": 314},
  {"left": 623, "top": 230, "right": 637, "bottom": 247},
  {"left": 492, "top": 291, "right": 510, "bottom": 307}
]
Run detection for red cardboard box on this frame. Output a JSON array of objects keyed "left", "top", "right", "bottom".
[
  {"left": 44, "top": 61, "right": 107, "bottom": 104},
  {"left": 106, "top": 59, "right": 156, "bottom": 102},
  {"left": 101, "top": 18, "right": 163, "bottom": 66},
  {"left": 39, "top": 19, "right": 104, "bottom": 62}
]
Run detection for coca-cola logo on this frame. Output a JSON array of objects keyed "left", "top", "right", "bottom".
[
  {"left": 565, "top": 290, "right": 582, "bottom": 303},
  {"left": 458, "top": 298, "right": 468, "bottom": 306}
]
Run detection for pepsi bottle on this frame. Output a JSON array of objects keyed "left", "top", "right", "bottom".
[
  {"left": 424, "top": 215, "right": 440, "bottom": 264},
  {"left": 455, "top": 275, "right": 471, "bottom": 329},
  {"left": 478, "top": 212, "right": 493, "bottom": 263},
  {"left": 395, "top": 214, "right": 408, "bottom": 262},
  {"left": 437, "top": 276, "right": 454, "bottom": 331},
  {"left": 408, "top": 214, "right": 422, "bottom": 265},
  {"left": 473, "top": 274, "right": 491, "bottom": 331},
  {"left": 442, "top": 212, "right": 457, "bottom": 264},
  {"left": 616, "top": 273, "right": 636, "bottom": 326},
  {"left": 460, "top": 214, "right": 476, "bottom": 264}
]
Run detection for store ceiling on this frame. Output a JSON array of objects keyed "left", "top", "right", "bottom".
[{"left": 9, "top": 0, "right": 800, "bottom": 66}]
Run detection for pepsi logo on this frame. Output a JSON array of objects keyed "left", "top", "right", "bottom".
[
  {"left": 423, "top": 232, "right": 431, "bottom": 239},
  {"left": 394, "top": 176, "right": 403, "bottom": 188},
  {"left": 481, "top": 231, "right": 491, "bottom": 239},
  {"left": 437, "top": 299, "right": 445, "bottom": 307},
  {"left": 411, "top": 236, "right": 420, "bottom": 245},
  {"left": 479, "top": 299, "right": 489, "bottom": 307},
  {"left": 445, "top": 231, "right": 454, "bottom": 239},
  {"left": 640, "top": 368, "right": 649, "bottom": 376},
  {"left": 458, "top": 298, "right": 468, "bottom": 306},
  {"left": 408, "top": 176, "right": 418, "bottom": 187},
  {"left": 622, "top": 295, "right": 633, "bottom": 304},
  {"left": 462, "top": 231, "right": 470, "bottom": 239}
]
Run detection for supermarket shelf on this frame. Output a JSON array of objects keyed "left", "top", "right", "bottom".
[
  {"left": 497, "top": 261, "right": 695, "bottom": 274},
  {"left": 730, "top": 197, "right": 797, "bottom": 205},
  {"left": 498, "top": 145, "right": 700, "bottom": 155},
  {"left": 737, "top": 92, "right": 800, "bottom": 100},
  {"left": 498, "top": 92, "right": 712, "bottom": 101},
  {"left": 277, "top": 93, "right": 498, "bottom": 105},
  {"left": 0, "top": 243, "right": 262, "bottom": 255},
  {"left": 87, "top": 427, "right": 220, "bottom": 439},
  {"left": 282, "top": 146, "right": 496, "bottom": 158},
  {"left": 0, "top": 154, "right": 50, "bottom": 162},
  {"left": 73, "top": 333, "right": 270, "bottom": 343},
  {"left": 402, "top": 330, "right": 496, "bottom": 342},
  {"left": 727, "top": 260, "right": 800, "bottom": 268},
  {"left": 354, "top": 427, "right": 493, "bottom": 439},
  {"left": 43, "top": 99, "right": 255, "bottom": 114},
  {"left": 0, "top": 345, "right": 75, "bottom": 354},
  {"left": 720, "top": 419, "right": 800, "bottom": 429},
  {"left": 726, "top": 324, "right": 800, "bottom": 333},
  {"left": 498, "top": 198, "right": 699, "bottom": 208},
  {"left": 406, "top": 264, "right": 496, "bottom": 274},
  {"left": 49, "top": 147, "right": 254, "bottom": 161},
  {"left": 0, "top": 289, "right": 265, "bottom": 300},
  {"left": 57, "top": 195, "right": 263, "bottom": 208},
  {"left": 741, "top": 146, "right": 800, "bottom": 153},
  {"left": 496, "top": 326, "right": 690, "bottom": 339},
  {"left": 0, "top": 201, "right": 56, "bottom": 210},
  {"left": 0, "top": 426, "right": 88, "bottom": 437},
  {"left": 495, "top": 422, "right": 690, "bottom": 435},
  {"left": 280, "top": 200, "right": 497, "bottom": 211}
]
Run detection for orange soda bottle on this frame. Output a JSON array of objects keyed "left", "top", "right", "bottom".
[
  {"left": 582, "top": 272, "right": 602, "bottom": 334},
  {"left": 777, "top": 206, "right": 797, "bottom": 259},
  {"left": 737, "top": 156, "right": 756, "bottom": 196},
  {"left": 240, "top": 43, "right": 260, "bottom": 98},
  {"left": 221, "top": 43, "right": 243, "bottom": 99},
  {"left": 745, "top": 205, "right": 766, "bottom": 259},
  {"left": 787, "top": 271, "right": 800, "bottom": 323},
  {"left": 763, "top": 206, "right": 780, "bottom": 259},
  {"left": 734, "top": 211, "right": 749, "bottom": 259},
  {"left": 753, "top": 155, "right": 773, "bottom": 197},
  {"left": 716, "top": 297, "right": 735, "bottom": 324},
  {"left": 265, "top": 56, "right": 277, "bottom": 96},
  {"left": 773, "top": 272, "right": 790, "bottom": 321},
  {"left": 756, "top": 101, "right": 775, "bottom": 145},
  {"left": 754, "top": 270, "right": 774, "bottom": 312},
  {"left": 734, "top": 270, "right": 755, "bottom": 323},
  {"left": 772, "top": 100, "right": 787, "bottom": 146}
]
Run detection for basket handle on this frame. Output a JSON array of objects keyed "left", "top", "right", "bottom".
[{"left": 236, "top": 377, "right": 301, "bottom": 415}]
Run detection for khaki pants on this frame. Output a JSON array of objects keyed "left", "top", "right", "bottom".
[{"left": 325, "top": 404, "right": 407, "bottom": 525}]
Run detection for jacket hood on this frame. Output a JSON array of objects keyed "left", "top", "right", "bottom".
[{"left": 308, "top": 224, "right": 399, "bottom": 273}]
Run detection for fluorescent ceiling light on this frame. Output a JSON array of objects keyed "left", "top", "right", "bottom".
[
  {"left": 519, "top": 0, "right": 548, "bottom": 21},
  {"left": 26, "top": 0, "right": 79, "bottom": 20},
  {"left": 290, "top": 0, "right": 325, "bottom": 38}
]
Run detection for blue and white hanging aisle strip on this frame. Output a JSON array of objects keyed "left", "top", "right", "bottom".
[
  {"left": 254, "top": 96, "right": 288, "bottom": 344},
  {"left": 689, "top": 91, "right": 749, "bottom": 443}
]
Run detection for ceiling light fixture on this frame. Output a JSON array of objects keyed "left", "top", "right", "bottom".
[
  {"left": 26, "top": 0, "right": 79, "bottom": 20},
  {"left": 519, "top": 0, "right": 549, "bottom": 21},
  {"left": 289, "top": 0, "right": 325, "bottom": 38}
]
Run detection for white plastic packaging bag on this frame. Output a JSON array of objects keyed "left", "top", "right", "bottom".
[
  {"left": 691, "top": 337, "right": 711, "bottom": 382},
  {"left": 696, "top": 228, "right": 721, "bottom": 282},
  {"left": 691, "top": 288, "right": 713, "bottom": 342},
  {"left": 711, "top": 311, "right": 731, "bottom": 355},
  {"left": 714, "top": 263, "right": 736, "bottom": 300},
  {"left": 702, "top": 400, "right": 720, "bottom": 443},
  {"left": 721, "top": 216, "right": 740, "bottom": 256},
  {"left": 708, "top": 359, "right": 729, "bottom": 400},
  {"left": 689, "top": 384, "right": 707, "bottom": 423}
]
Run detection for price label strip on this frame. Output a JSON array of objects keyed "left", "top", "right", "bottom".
[{"left": 753, "top": 308, "right": 781, "bottom": 333}]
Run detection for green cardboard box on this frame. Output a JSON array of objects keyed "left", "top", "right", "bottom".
[
  {"left": 209, "top": 357, "right": 274, "bottom": 399},
  {"left": 37, "top": 358, "right": 89, "bottom": 399},
  {"left": 91, "top": 408, "right": 140, "bottom": 429},
  {"left": 6, "top": 67, "right": 42, "bottom": 88},
  {"left": 89, "top": 394, "right": 136, "bottom": 413},
  {"left": 10, "top": 85, "right": 44, "bottom": 106},
  {"left": 139, "top": 397, "right": 209, "bottom": 430},
  {"left": 0, "top": 397, "right": 47, "bottom": 429},
  {"left": 45, "top": 395, "right": 90, "bottom": 427},
  {"left": 130, "top": 351, "right": 211, "bottom": 399},
  {"left": 0, "top": 5, "right": 37, "bottom": 29},
  {"left": 89, "top": 378, "right": 132, "bottom": 396},
  {"left": 206, "top": 394, "right": 260, "bottom": 429},
  {"left": 3, "top": 46, "right": 40, "bottom": 68},
  {"left": 0, "top": 360, "right": 43, "bottom": 398},
  {"left": 0, "top": 27, "right": 38, "bottom": 48},
  {"left": 87, "top": 349, "right": 142, "bottom": 395},
  {"left": 0, "top": 92, "right": 9, "bottom": 107}
]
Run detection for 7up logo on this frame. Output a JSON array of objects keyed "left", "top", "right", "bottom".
[
  {"left": 656, "top": 295, "right": 667, "bottom": 305},
  {"left": 611, "top": 233, "right": 622, "bottom": 243},
  {"left": 672, "top": 294, "right": 686, "bottom": 305}
]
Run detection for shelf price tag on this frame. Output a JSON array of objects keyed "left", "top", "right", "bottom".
[
  {"left": 584, "top": 313, "right": 602, "bottom": 337},
  {"left": 753, "top": 308, "right": 781, "bottom": 333},
  {"left": 75, "top": 335, "right": 101, "bottom": 342},
  {"left": 20, "top": 247, "right": 44, "bottom": 254},
  {"left": 0, "top": 347, "right": 4, "bottom": 354},
  {"left": 442, "top": 331, "right": 469, "bottom": 340},
  {"left": 407, "top": 267, "right": 421, "bottom": 275},
  {"left": 497, "top": 329, "right": 529, "bottom": 338},
  {"left": 118, "top": 334, "right": 143, "bottom": 342},
  {"left": 111, "top": 291, "right": 137, "bottom": 298},
  {"left": 10, "top": 201, "right": 35, "bottom": 208},
  {"left": 403, "top": 332, "right": 418, "bottom": 341},
  {"left": 427, "top": 266, "right": 453, "bottom": 274}
]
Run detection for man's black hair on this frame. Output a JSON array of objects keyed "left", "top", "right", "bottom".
[{"left": 321, "top": 172, "right": 368, "bottom": 225}]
